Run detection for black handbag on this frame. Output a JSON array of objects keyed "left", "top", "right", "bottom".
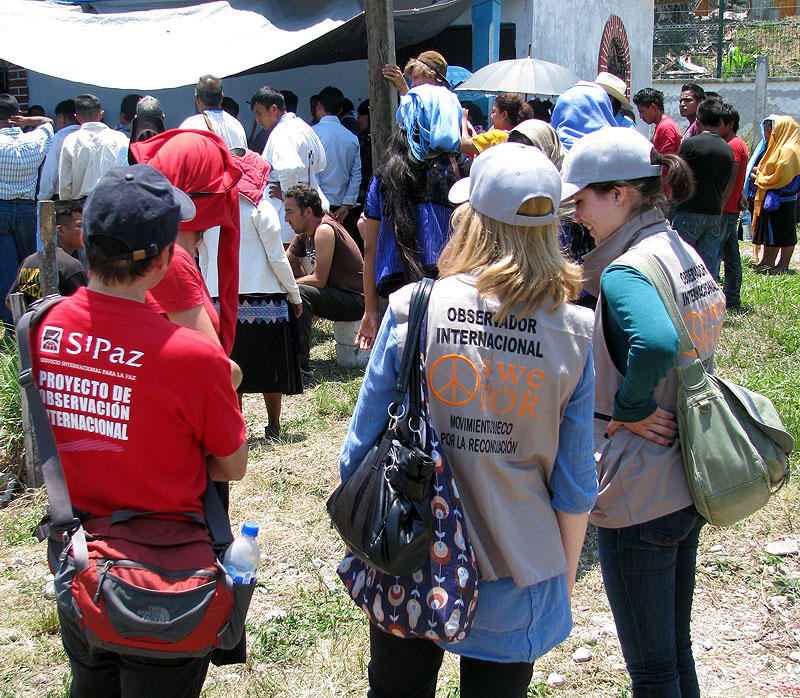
[{"left": 326, "top": 278, "right": 435, "bottom": 576}]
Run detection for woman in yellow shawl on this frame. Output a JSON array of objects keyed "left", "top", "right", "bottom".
[{"left": 750, "top": 115, "right": 800, "bottom": 274}]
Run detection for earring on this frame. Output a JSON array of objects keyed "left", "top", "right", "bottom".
[{"left": 614, "top": 199, "right": 620, "bottom": 207}]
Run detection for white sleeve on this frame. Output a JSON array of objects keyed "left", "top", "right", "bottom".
[
  {"left": 58, "top": 138, "right": 73, "bottom": 200},
  {"left": 252, "top": 200, "right": 301, "bottom": 304},
  {"left": 38, "top": 144, "right": 59, "bottom": 200}
]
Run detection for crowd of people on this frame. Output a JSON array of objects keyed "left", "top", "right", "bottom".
[{"left": 1, "top": 47, "right": 798, "bottom": 698}]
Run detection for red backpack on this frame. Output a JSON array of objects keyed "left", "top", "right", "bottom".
[{"left": 19, "top": 297, "right": 253, "bottom": 658}]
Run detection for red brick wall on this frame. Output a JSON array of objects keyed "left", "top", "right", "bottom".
[
  {"left": 597, "top": 15, "right": 631, "bottom": 99},
  {"left": 6, "top": 64, "right": 29, "bottom": 112}
]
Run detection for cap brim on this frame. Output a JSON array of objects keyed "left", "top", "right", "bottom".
[
  {"left": 172, "top": 186, "right": 196, "bottom": 221},
  {"left": 560, "top": 181, "right": 582, "bottom": 201},
  {"left": 448, "top": 176, "right": 471, "bottom": 206}
]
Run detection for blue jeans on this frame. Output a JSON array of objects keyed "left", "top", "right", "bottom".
[
  {"left": 672, "top": 211, "right": 723, "bottom": 280},
  {"left": 716, "top": 211, "right": 742, "bottom": 308},
  {"left": 597, "top": 506, "right": 706, "bottom": 698},
  {"left": 0, "top": 200, "right": 37, "bottom": 326}
]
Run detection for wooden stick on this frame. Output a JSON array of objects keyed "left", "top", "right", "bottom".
[
  {"left": 37, "top": 201, "right": 59, "bottom": 299},
  {"left": 366, "top": 0, "right": 397, "bottom": 171}
]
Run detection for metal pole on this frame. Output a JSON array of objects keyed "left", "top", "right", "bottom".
[
  {"left": 752, "top": 54, "right": 769, "bottom": 150},
  {"left": 9, "top": 292, "right": 41, "bottom": 489},
  {"left": 37, "top": 201, "right": 58, "bottom": 298},
  {"left": 366, "top": 0, "right": 397, "bottom": 171},
  {"left": 716, "top": 0, "right": 725, "bottom": 78}
]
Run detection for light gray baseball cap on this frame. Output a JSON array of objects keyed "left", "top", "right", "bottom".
[
  {"left": 448, "top": 142, "right": 561, "bottom": 226},
  {"left": 560, "top": 127, "right": 662, "bottom": 201}
]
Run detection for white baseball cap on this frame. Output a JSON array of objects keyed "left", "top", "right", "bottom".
[
  {"left": 560, "top": 127, "right": 663, "bottom": 201},
  {"left": 448, "top": 142, "right": 561, "bottom": 226}
]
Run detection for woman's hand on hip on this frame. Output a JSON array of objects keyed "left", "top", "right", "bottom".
[{"left": 604, "top": 407, "right": 677, "bottom": 447}]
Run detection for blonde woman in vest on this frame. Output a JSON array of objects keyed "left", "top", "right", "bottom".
[
  {"left": 340, "top": 143, "right": 597, "bottom": 697},
  {"left": 561, "top": 127, "right": 725, "bottom": 698}
]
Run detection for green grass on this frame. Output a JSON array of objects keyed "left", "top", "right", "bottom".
[
  {"left": 0, "top": 337, "right": 24, "bottom": 480},
  {"left": 0, "top": 489, "right": 46, "bottom": 546},
  {"left": 247, "top": 582, "right": 361, "bottom": 666},
  {"left": 715, "top": 263, "right": 800, "bottom": 450}
]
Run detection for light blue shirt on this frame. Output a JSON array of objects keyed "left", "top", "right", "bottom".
[
  {"left": 312, "top": 115, "right": 361, "bottom": 207},
  {"left": 0, "top": 123, "right": 53, "bottom": 200},
  {"left": 339, "top": 307, "right": 597, "bottom": 662}
]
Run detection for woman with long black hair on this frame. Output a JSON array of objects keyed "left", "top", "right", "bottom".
[{"left": 356, "top": 84, "right": 469, "bottom": 349}]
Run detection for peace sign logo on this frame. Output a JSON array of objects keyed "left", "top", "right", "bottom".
[
  {"left": 684, "top": 312, "right": 703, "bottom": 354},
  {"left": 430, "top": 354, "right": 480, "bottom": 406}
]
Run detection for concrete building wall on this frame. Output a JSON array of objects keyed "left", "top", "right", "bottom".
[
  {"left": 27, "top": 59, "right": 371, "bottom": 136},
  {"left": 654, "top": 78, "right": 800, "bottom": 145}
]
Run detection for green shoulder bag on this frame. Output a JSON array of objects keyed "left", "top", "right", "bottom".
[{"left": 624, "top": 252, "right": 793, "bottom": 527}]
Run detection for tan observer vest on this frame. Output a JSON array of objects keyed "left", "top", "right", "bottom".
[
  {"left": 391, "top": 275, "right": 593, "bottom": 587},
  {"left": 585, "top": 210, "right": 726, "bottom": 529}
]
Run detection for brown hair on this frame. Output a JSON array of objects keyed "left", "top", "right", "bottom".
[
  {"left": 439, "top": 198, "right": 582, "bottom": 322},
  {"left": 494, "top": 93, "right": 527, "bottom": 127}
]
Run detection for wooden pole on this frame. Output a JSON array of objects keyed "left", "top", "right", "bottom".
[
  {"left": 37, "top": 201, "right": 59, "bottom": 298},
  {"left": 366, "top": 0, "right": 397, "bottom": 171},
  {"left": 8, "top": 293, "right": 41, "bottom": 489}
]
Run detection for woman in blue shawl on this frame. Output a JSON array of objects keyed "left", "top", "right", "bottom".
[
  {"left": 551, "top": 82, "right": 620, "bottom": 294},
  {"left": 551, "top": 81, "right": 618, "bottom": 151}
]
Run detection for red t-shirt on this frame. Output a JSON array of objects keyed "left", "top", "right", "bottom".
[
  {"left": 146, "top": 244, "right": 221, "bottom": 338},
  {"left": 652, "top": 115, "right": 682, "bottom": 155},
  {"left": 32, "top": 287, "right": 246, "bottom": 517},
  {"left": 723, "top": 135, "right": 749, "bottom": 214}
]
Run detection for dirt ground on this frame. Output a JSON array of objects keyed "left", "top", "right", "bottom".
[{"left": 0, "top": 315, "right": 798, "bottom": 697}]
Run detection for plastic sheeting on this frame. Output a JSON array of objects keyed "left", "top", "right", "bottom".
[{"left": 2, "top": 0, "right": 470, "bottom": 90}]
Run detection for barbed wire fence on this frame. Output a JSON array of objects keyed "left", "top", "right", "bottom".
[{"left": 652, "top": 1, "right": 800, "bottom": 150}]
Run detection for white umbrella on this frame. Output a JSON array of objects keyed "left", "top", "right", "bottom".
[{"left": 455, "top": 57, "right": 579, "bottom": 98}]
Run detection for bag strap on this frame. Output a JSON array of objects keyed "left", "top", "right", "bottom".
[
  {"left": 17, "top": 298, "right": 77, "bottom": 535},
  {"left": 622, "top": 250, "right": 698, "bottom": 361},
  {"left": 393, "top": 278, "right": 435, "bottom": 411},
  {"left": 17, "top": 299, "right": 233, "bottom": 561},
  {"left": 202, "top": 111, "right": 215, "bottom": 134}
]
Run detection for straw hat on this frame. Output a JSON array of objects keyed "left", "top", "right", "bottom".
[{"left": 595, "top": 72, "right": 632, "bottom": 111}]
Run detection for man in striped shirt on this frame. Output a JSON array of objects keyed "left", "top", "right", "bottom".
[{"left": 0, "top": 93, "right": 53, "bottom": 325}]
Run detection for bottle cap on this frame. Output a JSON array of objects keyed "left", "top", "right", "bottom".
[{"left": 241, "top": 521, "right": 259, "bottom": 538}]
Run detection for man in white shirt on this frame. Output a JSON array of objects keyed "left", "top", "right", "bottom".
[
  {"left": 180, "top": 75, "right": 247, "bottom": 152},
  {"left": 38, "top": 99, "right": 80, "bottom": 201},
  {"left": 251, "top": 86, "right": 328, "bottom": 245},
  {"left": 58, "top": 94, "right": 129, "bottom": 200},
  {"left": 312, "top": 86, "right": 361, "bottom": 228}
]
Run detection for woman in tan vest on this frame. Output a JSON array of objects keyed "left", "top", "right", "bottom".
[
  {"left": 339, "top": 143, "right": 597, "bottom": 697},
  {"left": 561, "top": 127, "right": 724, "bottom": 697}
]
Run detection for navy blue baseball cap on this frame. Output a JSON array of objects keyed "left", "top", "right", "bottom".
[{"left": 83, "top": 164, "right": 196, "bottom": 261}]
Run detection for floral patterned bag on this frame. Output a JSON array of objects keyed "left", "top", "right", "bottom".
[{"left": 336, "top": 339, "right": 479, "bottom": 642}]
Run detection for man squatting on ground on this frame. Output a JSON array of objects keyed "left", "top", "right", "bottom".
[
  {"left": 284, "top": 184, "right": 365, "bottom": 376},
  {"left": 30, "top": 165, "right": 248, "bottom": 698}
]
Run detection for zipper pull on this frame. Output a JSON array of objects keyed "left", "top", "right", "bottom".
[{"left": 93, "top": 560, "right": 114, "bottom": 603}]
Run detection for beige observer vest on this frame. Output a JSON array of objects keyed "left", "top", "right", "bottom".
[
  {"left": 584, "top": 210, "right": 726, "bottom": 529},
  {"left": 390, "top": 275, "right": 593, "bottom": 587}
]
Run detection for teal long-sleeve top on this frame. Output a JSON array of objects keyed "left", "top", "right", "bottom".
[{"left": 600, "top": 264, "right": 680, "bottom": 422}]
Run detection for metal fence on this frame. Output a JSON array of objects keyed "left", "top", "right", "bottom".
[{"left": 653, "top": 2, "right": 800, "bottom": 80}]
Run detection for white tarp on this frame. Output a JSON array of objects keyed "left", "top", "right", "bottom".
[
  {"left": 2, "top": 0, "right": 470, "bottom": 90},
  {"left": 0, "top": 0, "right": 352, "bottom": 90}
]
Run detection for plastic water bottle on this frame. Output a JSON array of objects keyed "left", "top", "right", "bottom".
[
  {"left": 741, "top": 211, "right": 753, "bottom": 242},
  {"left": 223, "top": 522, "right": 260, "bottom": 584}
]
